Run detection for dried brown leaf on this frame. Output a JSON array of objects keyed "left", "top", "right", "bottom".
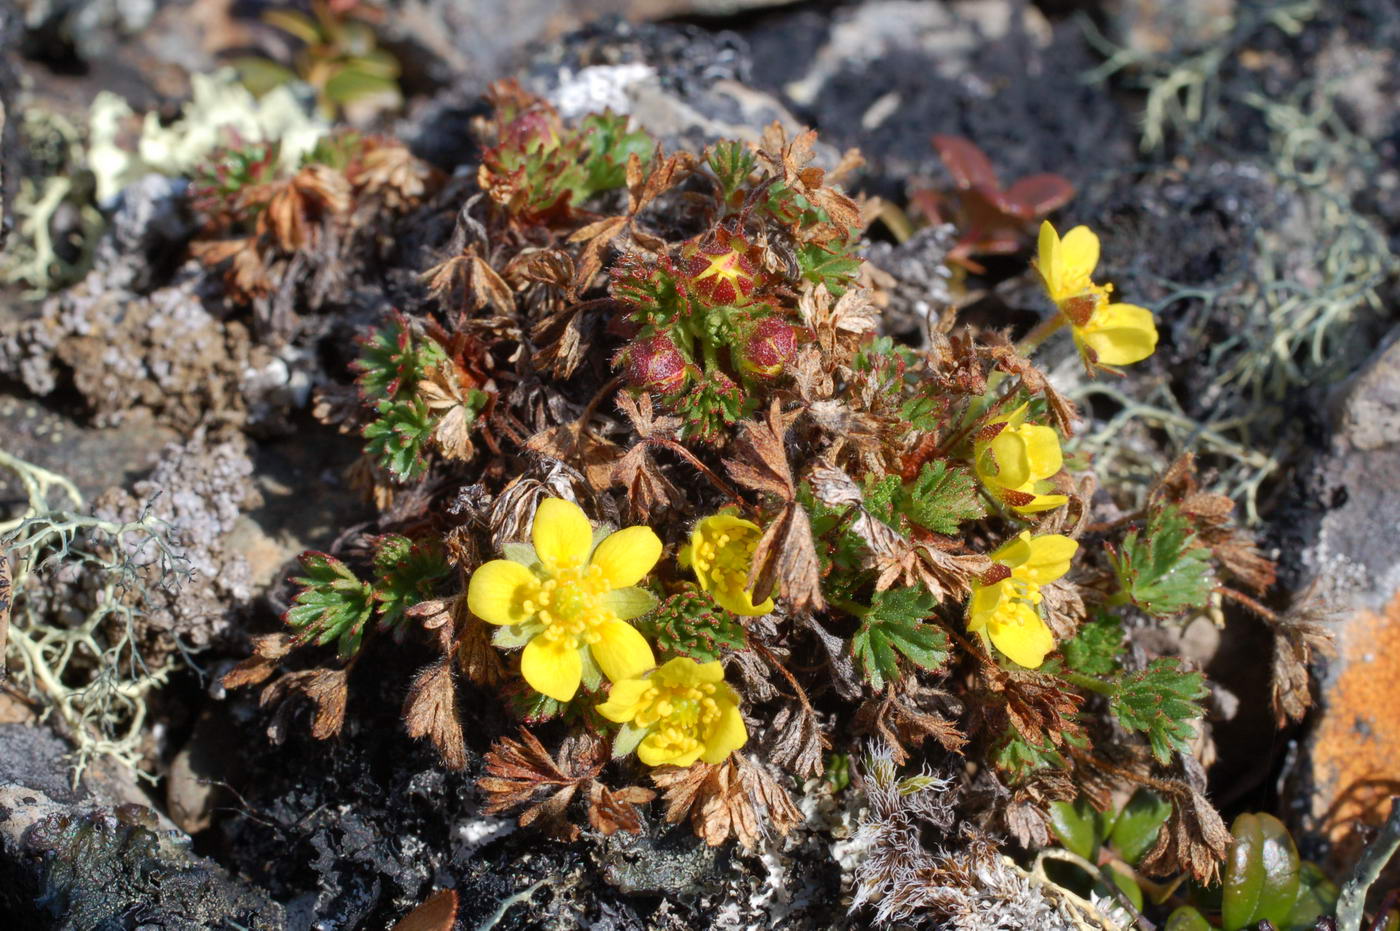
[
  {"left": 1141, "top": 769, "right": 1231, "bottom": 884},
  {"left": 651, "top": 755, "right": 800, "bottom": 850},
  {"left": 586, "top": 781, "right": 655, "bottom": 836},
  {"left": 525, "top": 422, "right": 623, "bottom": 493},
  {"left": 855, "top": 684, "right": 966, "bottom": 765},
  {"left": 748, "top": 502, "right": 825, "bottom": 613},
  {"left": 404, "top": 658, "right": 467, "bottom": 769},
  {"left": 391, "top": 889, "right": 458, "bottom": 931},
  {"left": 222, "top": 633, "right": 294, "bottom": 689}
]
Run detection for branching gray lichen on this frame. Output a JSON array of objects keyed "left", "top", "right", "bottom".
[
  {"left": 0, "top": 450, "right": 188, "bottom": 783},
  {"left": 0, "top": 110, "right": 104, "bottom": 295}
]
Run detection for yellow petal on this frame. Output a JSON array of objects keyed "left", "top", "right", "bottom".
[
  {"left": 590, "top": 619, "right": 656, "bottom": 683},
  {"left": 692, "top": 660, "right": 726, "bottom": 684},
  {"left": 1009, "top": 491, "right": 1068, "bottom": 514},
  {"left": 985, "top": 429, "right": 1033, "bottom": 489},
  {"left": 988, "top": 530, "right": 1034, "bottom": 566},
  {"left": 709, "top": 583, "right": 774, "bottom": 617},
  {"left": 1019, "top": 534, "right": 1078, "bottom": 584},
  {"left": 638, "top": 734, "right": 698, "bottom": 768},
  {"left": 968, "top": 579, "right": 1013, "bottom": 632},
  {"left": 521, "top": 634, "right": 583, "bottom": 701},
  {"left": 1037, "top": 221, "right": 1061, "bottom": 295},
  {"left": 1019, "top": 424, "right": 1063, "bottom": 482},
  {"left": 1059, "top": 225, "right": 1100, "bottom": 282},
  {"left": 702, "top": 700, "right": 748, "bottom": 764},
  {"left": 1077, "top": 302, "right": 1158, "bottom": 365},
  {"left": 597, "top": 677, "right": 652, "bottom": 723},
  {"left": 467, "top": 559, "right": 539, "bottom": 626},
  {"left": 532, "top": 497, "right": 593, "bottom": 571},
  {"left": 988, "top": 602, "right": 1055, "bottom": 668},
  {"left": 589, "top": 525, "right": 663, "bottom": 589}
]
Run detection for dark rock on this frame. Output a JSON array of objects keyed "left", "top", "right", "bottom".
[
  {"left": 0, "top": 785, "right": 283, "bottom": 930},
  {"left": 601, "top": 825, "right": 724, "bottom": 897}
]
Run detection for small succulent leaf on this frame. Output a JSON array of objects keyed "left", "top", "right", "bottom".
[
  {"left": 1050, "top": 796, "right": 1108, "bottom": 861},
  {"left": 1222, "top": 812, "right": 1301, "bottom": 931},
  {"left": 1164, "top": 907, "right": 1213, "bottom": 931},
  {"left": 1109, "top": 789, "right": 1173, "bottom": 866}
]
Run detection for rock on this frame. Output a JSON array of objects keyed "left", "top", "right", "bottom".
[
  {"left": 0, "top": 395, "right": 179, "bottom": 503},
  {"left": 1110, "top": 0, "right": 1236, "bottom": 56},
  {"left": 601, "top": 825, "right": 723, "bottom": 897},
  {"left": 0, "top": 784, "right": 284, "bottom": 929},
  {"left": 87, "top": 427, "right": 262, "bottom": 653},
  {"left": 1286, "top": 327, "right": 1400, "bottom": 868},
  {"left": 741, "top": 0, "right": 1120, "bottom": 195}
]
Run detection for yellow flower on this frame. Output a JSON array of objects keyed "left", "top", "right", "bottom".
[
  {"left": 467, "top": 497, "right": 660, "bottom": 702},
  {"left": 973, "top": 403, "right": 1068, "bottom": 514},
  {"left": 968, "top": 531, "right": 1078, "bottom": 668},
  {"left": 678, "top": 514, "right": 774, "bottom": 616},
  {"left": 597, "top": 657, "right": 748, "bottom": 767},
  {"left": 1035, "top": 221, "right": 1158, "bottom": 368}
]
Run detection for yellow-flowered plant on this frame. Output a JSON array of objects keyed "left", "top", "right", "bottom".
[
  {"left": 678, "top": 513, "right": 774, "bottom": 616},
  {"left": 466, "top": 497, "right": 659, "bottom": 702},
  {"left": 968, "top": 530, "right": 1078, "bottom": 668},
  {"left": 597, "top": 656, "right": 748, "bottom": 767},
  {"left": 1034, "top": 221, "right": 1158, "bottom": 369},
  {"left": 974, "top": 403, "right": 1068, "bottom": 514}
]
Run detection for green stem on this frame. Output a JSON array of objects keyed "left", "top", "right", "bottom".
[
  {"left": 1063, "top": 671, "right": 1115, "bottom": 696},
  {"left": 1104, "top": 589, "right": 1132, "bottom": 608},
  {"left": 1015, "top": 314, "right": 1068, "bottom": 358},
  {"left": 830, "top": 597, "right": 870, "bottom": 619}
]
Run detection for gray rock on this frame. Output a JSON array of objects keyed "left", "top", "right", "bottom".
[
  {"left": 0, "top": 784, "right": 284, "bottom": 930},
  {"left": 1296, "top": 326, "right": 1400, "bottom": 611},
  {"left": 601, "top": 825, "right": 724, "bottom": 898}
]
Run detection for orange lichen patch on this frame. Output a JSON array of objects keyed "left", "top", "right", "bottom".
[{"left": 1311, "top": 589, "right": 1400, "bottom": 869}]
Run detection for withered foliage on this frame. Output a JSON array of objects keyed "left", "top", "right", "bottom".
[
  {"left": 480, "top": 728, "right": 653, "bottom": 840},
  {"left": 651, "top": 754, "right": 801, "bottom": 850}
]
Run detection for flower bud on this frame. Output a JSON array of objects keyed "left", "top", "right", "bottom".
[
  {"left": 624, "top": 334, "right": 690, "bottom": 394},
  {"left": 740, "top": 317, "right": 798, "bottom": 377}
]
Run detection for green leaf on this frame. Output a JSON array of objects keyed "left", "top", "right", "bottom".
[
  {"left": 284, "top": 551, "right": 375, "bottom": 659},
  {"left": 636, "top": 591, "right": 746, "bottom": 663},
  {"left": 1165, "top": 906, "right": 1213, "bottom": 931},
  {"left": 1222, "top": 812, "right": 1301, "bottom": 931},
  {"left": 1284, "top": 860, "right": 1338, "bottom": 930},
  {"left": 324, "top": 67, "right": 401, "bottom": 105},
  {"left": 706, "top": 140, "right": 757, "bottom": 203},
  {"left": 612, "top": 722, "right": 649, "bottom": 758},
  {"left": 371, "top": 535, "right": 453, "bottom": 632},
  {"left": 1109, "top": 657, "right": 1207, "bottom": 764},
  {"left": 1062, "top": 614, "right": 1124, "bottom": 676},
  {"left": 796, "top": 239, "right": 863, "bottom": 296},
  {"left": 1109, "top": 789, "right": 1172, "bottom": 866},
  {"left": 353, "top": 313, "right": 445, "bottom": 403},
  {"left": 1107, "top": 503, "right": 1216, "bottom": 618},
  {"left": 898, "top": 460, "right": 985, "bottom": 535},
  {"left": 851, "top": 587, "right": 950, "bottom": 691},
  {"left": 233, "top": 56, "right": 298, "bottom": 97},
  {"left": 1096, "top": 863, "right": 1144, "bottom": 914},
  {"left": 363, "top": 397, "right": 438, "bottom": 481},
  {"left": 1050, "top": 796, "right": 1109, "bottom": 861}
]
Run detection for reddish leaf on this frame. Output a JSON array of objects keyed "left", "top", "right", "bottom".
[
  {"left": 998, "top": 173, "right": 1075, "bottom": 220},
  {"left": 931, "top": 134, "right": 999, "bottom": 192}
]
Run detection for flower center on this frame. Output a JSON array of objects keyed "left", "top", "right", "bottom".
[
  {"left": 691, "top": 528, "right": 758, "bottom": 600},
  {"left": 530, "top": 565, "right": 613, "bottom": 649},
  {"left": 992, "top": 576, "right": 1043, "bottom": 626},
  {"left": 636, "top": 680, "right": 721, "bottom": 758}
]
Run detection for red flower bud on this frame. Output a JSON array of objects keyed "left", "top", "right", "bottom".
[
  {"left": 741, "top": 317, "right": 799, "bottom": 377},
  {"left": 623, "top": 335, "right": 690, "bottom": 394}
]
